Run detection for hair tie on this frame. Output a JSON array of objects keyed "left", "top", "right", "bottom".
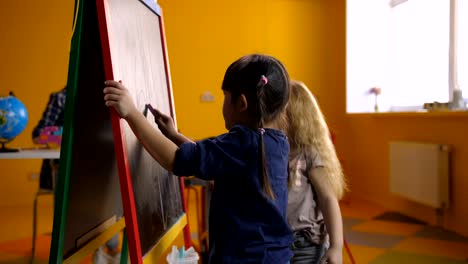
[
  {"left": 259, "top": 128, "right": 265, "bottom": 135},
  {"left": 260, "top": 75, "right": 268, "bottom": 85}
]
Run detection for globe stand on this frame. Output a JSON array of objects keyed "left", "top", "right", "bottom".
[{"left": 0, "top": 142, "right": 19, "bottom": 152}]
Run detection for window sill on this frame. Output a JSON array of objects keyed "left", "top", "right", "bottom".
[{"left": 346, "top": 110, "right": 468, "bottom": 118}]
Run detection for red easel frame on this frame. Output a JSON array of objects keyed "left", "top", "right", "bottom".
[{"left": 96, "top": 1, "right": 191, "bottom": 263}]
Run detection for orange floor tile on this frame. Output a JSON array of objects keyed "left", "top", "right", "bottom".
[
  {"left": 352, "top": 220, "right": 425, "bottom": 237},
  {"left": 393, "top": 237, "right": 468, "bottom": 260},
  {"left": 344, "top": 244, "right": 386, "bottom": 264},
  {"left": 340, "top": 197, "right": 387, "bottom": 220}
]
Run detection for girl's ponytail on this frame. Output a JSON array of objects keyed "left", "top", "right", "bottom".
[
  {"left": 257, "top": 75, "right": 275, "bottom": 200},
  {"left": 221, "top": 54, "right": 290, "bottom": 200}
]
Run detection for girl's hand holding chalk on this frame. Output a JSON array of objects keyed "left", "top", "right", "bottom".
[{"left": 146, "top": 104, "right": 177, "bottom": 139}]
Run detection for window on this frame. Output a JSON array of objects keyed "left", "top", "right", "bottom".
[
  {"left": 347, "top": 0, "right": 467, "bottom": 113},
  {"left": 458, "top": 0, "right": 468, "bottom": 100}
]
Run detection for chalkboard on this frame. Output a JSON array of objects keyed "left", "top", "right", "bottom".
[
  {"left": 49, "top": 0, "right": 186, "bottom": 263},
  {"left": 97, "top": 0, "right": 185, "bottom": 260}
]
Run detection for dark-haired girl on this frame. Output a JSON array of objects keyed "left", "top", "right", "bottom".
[{"left": 104, "top": 54, "right": 293, "bottom": 263}]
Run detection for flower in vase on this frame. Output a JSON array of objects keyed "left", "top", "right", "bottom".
[
  {"left": 368, "top": 87, "right": 382, "bottom": 95},
  {"left": 368, "top": 87, "right": 382, "bottom": 112}
]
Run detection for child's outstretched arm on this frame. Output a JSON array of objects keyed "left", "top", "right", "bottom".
[
  {"left": 309, "top": 168, "right": 344, "bottom": 264},
  {"left": 147, "top": 105, "right": 194, "bottom": 146},
  {"left": 104, "top": 80, "right": 178, "bottom": 171}
]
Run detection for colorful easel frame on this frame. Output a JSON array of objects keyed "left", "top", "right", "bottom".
[
  {"left": 49, "top": 0, "right": 191, "bottom": 263},
  {"left": 96, "top": 0, "right": 191, "bottom": 263}
]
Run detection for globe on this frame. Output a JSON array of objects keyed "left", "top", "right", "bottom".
[{"left": 0, "top": 93, "right": 29, "bottom": 152}]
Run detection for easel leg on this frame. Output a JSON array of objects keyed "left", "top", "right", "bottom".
[{"left": 120, "top": 228, "right": 128, "bottom": 264}]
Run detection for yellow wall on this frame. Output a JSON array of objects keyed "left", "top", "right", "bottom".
[
  {"left": 0, "top": 0, "right": 325, "bottom": 204},
  {"left": 0, "top": 1, "right": 74, "bottom": 207},
  {"left": 343, "top": 115, "right": 468, "bottom": 236},
  {"left": 2, "top": 0, "right": 466, "bottom": 238},
  {"left": 159, "top": 0, "right": 326, "bottom": 139}
]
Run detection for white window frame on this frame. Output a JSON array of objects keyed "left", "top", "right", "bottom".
[
  {"left": 346, "top": 0, "right": 465, "bottom": 113},
  {"left": 449, "top": 0, "right": 458, "bottom": 101}
]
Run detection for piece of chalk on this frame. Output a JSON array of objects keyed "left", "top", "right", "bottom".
[{"left": 146, "top": 104, "right": 158, "bottom": 116}]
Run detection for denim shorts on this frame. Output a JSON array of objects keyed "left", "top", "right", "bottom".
[{"left": 290, "top": 232, "right": 328, "bottom": 264}]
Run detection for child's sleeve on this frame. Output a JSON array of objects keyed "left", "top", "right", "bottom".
[
  {"left": 306, "top": 147, "right": 325, "bottom": 171},
  {"left": 172, "top": 142, "right": 200, "bottom": 177},
  {"left": 172, "top": 133, "right": 238, "bottom": 180},
  {"left": 32, "top": 93, "right": 60, "bottom": 139}
]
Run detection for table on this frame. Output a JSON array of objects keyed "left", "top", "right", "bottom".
[
  {"left": 0, "top": 147, "right": 60, "bottom": 264},
  {"left": 0, "top": 148, "right": 60, "bottom": 159}
]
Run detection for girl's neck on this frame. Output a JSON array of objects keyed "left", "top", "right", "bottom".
[{"left": 263, "top": 121, "right": 279, "bottom": 130}]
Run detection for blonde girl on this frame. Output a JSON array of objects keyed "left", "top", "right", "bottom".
[{"left": 286, "top": 80, "right": 347, "bottom": 264}]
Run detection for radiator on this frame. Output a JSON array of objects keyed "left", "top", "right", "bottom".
[{"left": 389, "top": 141, "right": 450, "bottom": 209}]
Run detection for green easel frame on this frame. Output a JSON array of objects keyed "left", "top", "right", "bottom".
[{"left": 49, "top": 0, "right": 126, "bottom": 263}]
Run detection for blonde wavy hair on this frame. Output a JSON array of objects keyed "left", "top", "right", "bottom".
[{"left": 286, "top": 80, "right": 347, "bottom": 199}]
